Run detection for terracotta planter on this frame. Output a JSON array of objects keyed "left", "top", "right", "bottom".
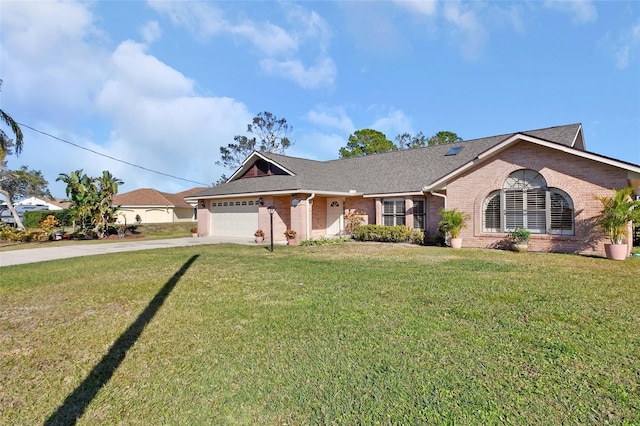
[
  {"left": 287, "top": 238, "right": 297, "bottom": 246},
  {"left": 604, "top": 243, "right": 628, "bottom": 260},
  {"left": 255, "top": 236, "right": 264, "bottom": 243},
  {"left": 450, "top": 237, "right": 462, "bottom": 249},
  {"left": 191, "top": 233, "right": 198, "bottom": 238}
]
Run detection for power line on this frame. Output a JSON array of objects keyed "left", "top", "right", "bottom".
[{"left": 17, "top": 122, "right": 211, "bottom": 187}]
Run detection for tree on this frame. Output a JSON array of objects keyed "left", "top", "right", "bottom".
[
  {"left": 0, "top": 161, "right": 52, "bottom": 202},
  {"left": 0, "top": 81, "right": 23, "bottom": 159},
  {"left": 395, "top": 131, "right": 428, "bottom": 149},
  {"left": 427, "top": 131, "right": 462, "bottom": 146},
  {"left": 217, "top": 111, "right": 293, "bottom": 170},
  {"left": 0, "top": 81, "right": 27, "bottom": 229},
  {"left": 214, "top": 174, "right": 228, "bottom": 186},
  {"left": 57, "top": 169, "right": 123, "bottom": 238},
  {"left": 339, "top": 129, "right": 396, "bottom": 158}
]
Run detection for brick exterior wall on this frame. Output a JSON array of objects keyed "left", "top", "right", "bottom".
[
  {"left": 257, "top": 196, "right": 291, "bottom": 243},
  {"left": 447, "top": 142, "right": 632, "bottom": 255}
]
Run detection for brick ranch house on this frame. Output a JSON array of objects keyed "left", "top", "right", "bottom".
[{"left": 187, "top": 123, "right": 640, "bottom": 255}]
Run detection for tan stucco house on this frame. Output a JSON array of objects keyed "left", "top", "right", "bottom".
[
  {"left": 113, "top": 187, "right": 205, "bottom": 224},
  {"left": 187, "top": 123, "right": 640, "bottom": 255}
]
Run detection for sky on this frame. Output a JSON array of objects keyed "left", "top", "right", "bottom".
[{"left": 1, "top": 0, "right": 639, "bottom": 199}]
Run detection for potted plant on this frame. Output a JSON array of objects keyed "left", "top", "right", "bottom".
[
  {"left": 438, "top": 208, "right": 468, "bottom": 249},
  {"left": 508, "top": 228, "right": 531, "bottom": 252},
  {"left": 284, "top": 229, "right": 297, "bottom": 245},
  {"left": 254, "top": 229, "right": 265, "bottom": 243},
  {"left": 595, "top": 187, "right": 640, "bottom": 260},
  {"left": 190, "top": 226, "right": 198, "bottom": 237}
]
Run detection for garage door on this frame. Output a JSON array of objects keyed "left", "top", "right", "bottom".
[{"left": 211, "top": 199, "right": 259, "bottom": 238}]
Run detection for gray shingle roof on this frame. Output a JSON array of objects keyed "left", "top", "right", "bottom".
[{"left": 193, "top": 123, "right": 583, "bottom": 198}]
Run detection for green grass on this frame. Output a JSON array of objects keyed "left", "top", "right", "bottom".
[{"left": 1, "top": 243, "right": 639, "bottom": 424}]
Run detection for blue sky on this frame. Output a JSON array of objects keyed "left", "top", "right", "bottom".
[{"left": 1, "top": 0, "right": 639, "bottom": 198}]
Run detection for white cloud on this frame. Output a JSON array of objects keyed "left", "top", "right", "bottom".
[
  {"left": 148, "top": 1, "right": 335, "bottom": 89},
  {"left": 146, "top": 0, "right": 228, "bottom": 40},
  {"left": 442, "top": 1, "right": 488, "bottom": 62},
  {"left": 306, "top": 106, "right": 355, "bottom": 134},
  {"left": 99, "top": 41, "right": 194, "bottom": 100},
  {"left": 0, "top": 0, "right": 107, "bottom": 119},
  {"left": 140, "top": 21, "right": 162, "bottom": 44},
  {"left": 394, "top": 0, "right": 438, "bottom": 17},
  {"left": 292, "top": 132, "right": 347, "bottom": 161},
  {"left": 260, "top": 57, "right": 336, "bottom": 89},
  {"left": 94, "top": 40, "right": 253, "bottom": 191},
  {"left": 2, "top": 1, "right": 255, "bottom": 195},
  {"left": 614, "top": 21, "right": 640, "bottom": 69},
  {"left": 369, "top": 109, "right": 414, "bottom": 138},
  {"left": 543, "top": 0, "right": 597, "bottom": 25},
  {"left": 232, "top": 20, "right": 299, "bottom": 56},
  {"left": 287, "top": 7, "right": 332, "bottom": 52}
]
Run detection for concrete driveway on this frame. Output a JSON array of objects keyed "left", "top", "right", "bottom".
[{"left": 0, "top": 236, "right": 259, "bottom": 267}]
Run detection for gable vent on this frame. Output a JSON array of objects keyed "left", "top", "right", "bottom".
[{"left": 445, "top": 146, "right": 463, "bottom": 156}]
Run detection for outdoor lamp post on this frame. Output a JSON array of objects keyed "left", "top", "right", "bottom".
[{"left": 267, "top": 205, "right": 276, "bottom": 252}]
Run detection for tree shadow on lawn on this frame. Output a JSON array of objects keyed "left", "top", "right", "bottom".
[{"left": 44, "top": 254, "right": 200, "bottom": 426}]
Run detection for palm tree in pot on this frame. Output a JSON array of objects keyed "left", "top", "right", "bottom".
[
  {"left": 595, "top": 187, "right": 640, "bottom": 260},
  {"left": 438, "top": 208, "right": 469, "bottom": 249}
]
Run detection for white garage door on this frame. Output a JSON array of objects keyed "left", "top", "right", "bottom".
[{"left": 211, "top": 199, "right": 259, "bottom": 238}]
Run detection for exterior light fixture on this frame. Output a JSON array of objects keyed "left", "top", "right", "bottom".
[
  {"left": 258, "top": 197, "right": 264, "bottom": 206},
  {"left": 200, "top": 200, "right": 205, "bottom": 208},
  {"left": 267, "top": 205, "right": 276, "bottom": 252}
]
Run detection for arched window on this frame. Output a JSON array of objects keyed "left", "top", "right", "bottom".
[{"left": 482, "top": 169, "right": 574, "bottom": 235}]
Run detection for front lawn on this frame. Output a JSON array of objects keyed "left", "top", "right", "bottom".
[{"left": 1, "top": 244, "right": 638, "bottom": 424}]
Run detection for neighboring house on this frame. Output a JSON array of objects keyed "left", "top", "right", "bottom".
[
  {"left": 14, "top": 197, "right": 70, "bottom": 210},
  {"left": 0, "top": 197, "right": 70, "bottom": 224},
  {"left": 186, "top": 123, "right": 640, "bottom": 255},
  {"left": 113, "top": 187, "right": 206, "bottom": 224}
]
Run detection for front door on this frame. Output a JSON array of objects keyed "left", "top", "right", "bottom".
[{"left": 327, "top": 198, "right": 342, "bottom": 236}]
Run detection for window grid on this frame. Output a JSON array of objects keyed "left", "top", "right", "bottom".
[
  {"left": 413, "top": 198, "right": 426, "bottom": 230},
  {"left": 482, "top": 170, "right": 574, "bottom": 235},
  {"left": 383, "top": 200, "right": 406, "bottom": 227}
]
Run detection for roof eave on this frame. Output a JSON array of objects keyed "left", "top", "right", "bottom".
[{"left": 423, "top": 132, "right": 640, "bottom": 191}]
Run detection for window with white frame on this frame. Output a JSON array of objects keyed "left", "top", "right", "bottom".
[
  {"left": 482, "top": 169, "right": 574, "bottom": 235},
  {"left": 383, "top": 199, "right": 405, "bottom": 226},
  {"left": 413, "top": 198, "right": 426, "bottom": 230}
]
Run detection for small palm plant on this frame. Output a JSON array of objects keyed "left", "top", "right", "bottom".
[
  {"left": 595, "top": 187, "right": 640, "bottom": 244},
  {"left": 438, "top": 208, "right": 468, "bottom": 239}
]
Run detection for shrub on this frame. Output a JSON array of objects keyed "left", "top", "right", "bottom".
[
  {"left": 23, "top": 209, "right": 73, "bottom": 228},
  {"left": 300, "top": 236, "right": 353, "bottom": 246},
  {"left": 39, "top": 215, "right": 60, "bottom": 233},
  {"left": 352, "top": 225, "right": 423, "bottom": 244},
  {"left": 344, "top": 210, "right": 367, "bottom": 235},
  {"left": 0, "top": 223, "right": 46, "bottom": 242}
]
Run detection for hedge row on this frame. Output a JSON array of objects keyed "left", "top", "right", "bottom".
[
  {"left": 352, "top": 225, "right": 424, "bottom": 245},
  {"left": 22, "top": 210, "right": 73, "bottom": 228}
]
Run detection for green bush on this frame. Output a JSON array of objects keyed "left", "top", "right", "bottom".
[
  {"left": 23, "top": 209, "right": 73, "bottom": 228},
  {"left": 352, "top": 225, "right": 424, "bottom": 244},
  {"left": 300, "top": 236, "right": 353, "bottom": 246}
]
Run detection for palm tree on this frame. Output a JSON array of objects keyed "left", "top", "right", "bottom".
[
  {"left": 0, "top": 80, "right": 23, "bottom": 159},
  {"left": 0, "top": 80, "right": 26, "bottom": 229}
]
